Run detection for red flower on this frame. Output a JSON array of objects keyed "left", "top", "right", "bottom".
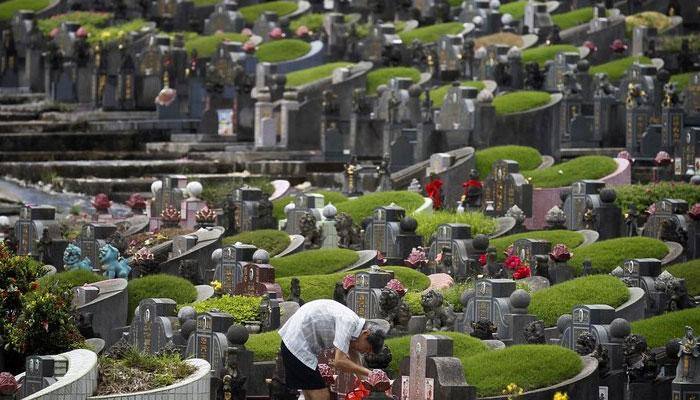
[
  {"left": 478, "top": 253, "right": 487, "bottom": 266},
  {"left": 504, "top": 255, "right": 522, "bottom": 270},
  {"left": 342, "top": 274, "right": 356, "bottom": 290},
  {"left": 513, "top": 266, "right": 531, "bottom": 280},
  {"left": 0, "top": 372, "right": 18, "bottom": 395},
  {"left": 364, "top": 369, "right": 391, "bottom": 392},
  {"left": 385, "top": 279, "right": 406, "bottom": 297},
  {"left": 42, "top": 320, "right": 49, "bottom": 332},
  {"left": 549, "top": 244, "right": 572, "bottom": 262}
]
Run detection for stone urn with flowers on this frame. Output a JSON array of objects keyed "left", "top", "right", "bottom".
[{"left": 548, "top": 244, "right": 573, "bottom": 284}]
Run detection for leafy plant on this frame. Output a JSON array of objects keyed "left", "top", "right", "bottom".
[
  {"left": 615, "top": 182, "right": 700, "bottom": 212},
  {"left": 589, "top": 56, "right": 651, "bottom": 82},
  {"left": 664, "top": 260, "right": 700, "bottom": 296},
  {"left": 551, "top": 7, "right": 595, "bottom": 30},
  {"left": 0, "top": 244, "right": 48, "bottom": 336},
  {"left": 187, "top": 295, "right": 261, "bottom": 324}
]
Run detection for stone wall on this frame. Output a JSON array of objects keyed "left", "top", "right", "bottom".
[
  {"left": 22, "top": 349, "right": 99, "bottom": 400},
  {"left": 78, "top": 279, "right": 128, "bottom": 348},
  {"left": 560, "top": 18, "right": 626, "bottom": 66}
]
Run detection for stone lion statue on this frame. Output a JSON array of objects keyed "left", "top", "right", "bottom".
[
  {"left": 379, "top": 287, "right": 411, "bottom": 334},
  {"left": 421, "top": 289, "right": 455, "bottom": 331},
  {"left": 298, "top": 212, "right": 320, "bottom": 250},
  {"left": 470, "top": 319, "right": 497, "bottom": 340},
  {"left": 63, "top": 243, "right": 93, "bottom": 272},
  {"left": 99, "top": 244, "right": 131, "bottom": 279},
  {"left": 524, "top": 320, "right": 546, "bottom": 344},
  {"left": 575, "top": 331, "right": 597, "bottom": 356},
  {"left": 623, "top": 334, "right": 658, "bottom": 383},
  {"left": 336, "top": 212, "right": 361, "bottom": 250}
]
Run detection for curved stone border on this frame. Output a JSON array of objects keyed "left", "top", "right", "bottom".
[
  {"left": 489, "top": 217, "right": 516, "bottom": 239},
  {"left": 478, "top": 356, "right": 597, "bottom": 400},
  {"left": 545, "top": 0, "right": 560, "bottom": 13},
  {"left": 274, "top": 234, "right": 305, "bottom": 257},
  {"left": 279, "top": 0, "right": 311, "bottom": 24},
  {"left": 483, "top": 80, "right": 497, "bottom": 94},
  {"left": 266, "top": 40, "right": 325, "bottom": 75},
  {"left": 342, "top": 250, "right": 378, "bottom": 272},
  {"left": 661, "top": 241, "right": 683, "bottom": 266},
  {"left": 520, "top": 34, "right": 539, "bottom": 50},
  {"left": 537, "top": 155, "right": 555, "bottom": 170},
  {"left": 577, "top": 230, "right": 599, "bottom": 247},
  {"left": 615, "top": 287, "right": 646, "bottom": 323},
  {"left": 195, "top": 284, "right": 215, "bottom": 302},
  {"left": 78, "top": 278, "right": 128, "bottom": 347},
  {"left": 88, "top": 358, "right": 211, "bottom": 400},
  {"left": 22, "top": 349, "right": 98, "bottom": 400},
  {"left": 412, "top": 197, "right": 434, "bottom": 215},
  {"left": 269, "top": 179, "right": 291, "bottom": 201}
]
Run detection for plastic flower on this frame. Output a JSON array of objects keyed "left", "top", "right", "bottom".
[
  {"left": 364, "top": 369, "right": 391, "bottom": 392},
  {"left": 0, "top": 372, "right": 18, "bottom": 396},
  {"left": 295, "top": 25, "right": 311, "bottom": 37},
  {"left": 404, "top": 247, "right": 428, "bottom": 267},
  {"left": 549, "top": 244, "right": 572, "bottom": 262},
  {"left": 479, "top": 253, "right": 487, "bottom": 266},
  {"left": 504, "top": 255, "right": 522, "bottom": 270},
  {"left": 513, "top": 266, "right": 531, "bottom": 280},
  {"left": 504, "top": 244, "right": 515, "bottom": 258},
  {"left": 196, "top": 206, "right": 217, "bottom": 223},
  {"left": 385, "top": 279, "right": 406, "bottom": 297},
  {"left": 243, "top": 41, "right": 256, "bottom": 53},
  {"left": 553, "top": 392, "right": 569, "bottom": 400},
  {"left": 161, "top": 204, "right": 181, "bottom": 222},
  {"left": 654, "top": 151, "right": 672, "bottom": 166},
  {"left": 269, "top": 27, "right": 285, "bottom": 40},
  {"left": 610, "top": 38, "right": 627, "bottom": 53},
  {"left": 342, "top": 274, "right": 356, "bottom": 290}
]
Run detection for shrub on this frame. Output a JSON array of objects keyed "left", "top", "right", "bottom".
[
  {"left": 398, "top": 22, "right": 465, "bottom": 44},
  {"left": 462, "top": 345, "right": 582, "bottom": 397},
  {"left": 474, "top": 145, "right": 542, "bottom": 179},
  {"left": 221, "top": 230, "right": 291, "bottom": 256},
  {"left": 127, "top": 274, "right": 198, "bottom": 319},
  {"left": 523, "top": 155, "right": 618, "bottom": 188},
  {"left": 188, "top": 295, "right": 261, "bottom": 324},
  {"left": 589, "top": 56, "right": 651, "bottom": 82},
  {"left": 413, "top": 211, "right": 496, "bottom": 241},
  {"left": 184, "top": 32, "right": 250, "bottom": 57},
  {"left": 0, "top": 0, "right": 51, "bottom": 21},
  {"left": 442, "top": 281, "right": 472, "bottom": 312},
  {"left": 239, "top": 1, "right": 298, "bottom": 23},
  {"left": 273, "top": 191, "right": 349, "bottom": 220},
  {"left": 366, "top": 67, "right": 421, "bottom": 95},
  {"left": 569, "top": 237, "right": 669, "bottom": 275},
  {"left": 256, "top": 39, "right": 311, "bottom": 63},
  {"left": 39, "top": 269, "right": 105, "bottom": 289},
  {"left": 492, "top": 91, "right": 551, "bottom": 115},
  {"left": 286, "top": 62, "right": 355, "bottom": 87},
  {"left": 272, "top": 248, "right": 359, "bottom": 277},
  {"left": 614, "top": 182, "right": 700, "bottom": 213},
  {"left": 424, "top": 81, "right": 486, "bottom": 108},
  {"left": 335, "top": 191, "right": 425, "bottom": 222},
  {"left": 0, "top": 246, "right": 48, "bottom": 336},
  {"left": 632, "top": 308, "right": 700, "bottom": 348},
  {"left": 665, "top": 260, "right": 700, "bottom": 296},
  {"left": 552, "top": 7, "right": 595, "bottom": 30},
  {"left": 402, "top": 292, "right": 424, "bottom": 315},
  {"left": 246, "top": 331, "right": 282, "bottom": 361},
  {"left": 499, "top": 0, "right": 527, "bottom": 19},
  {"left": 529, "top": 275, "right": 630, "bottom": 327},
  {"left": 490, "top": 230, "right": 584, "bottom": 262},
  {"left": 522, "top": 44, "right": 579, "bottom": 67}
]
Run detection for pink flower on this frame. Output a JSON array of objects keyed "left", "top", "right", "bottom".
[
  {"left": 617, "top": 150, "right": 632, "bottom": 161},
  {"left": 610, "top": 39, "right": 627, "bottom": 53},
  {"left": 0, "top": 372, "right": 18, "bottom": 396},
  {"left": 342, "top": 274, "right": 356, "bottom": 290},
  {"left": 241, "top": 28, "right": 253, "bottom": 36},
  {"left": 385, "top": 279, "right": 406, "bottom": 297},
  {"left": 92, "top": 193, "right": 111, "bottom": 210},
  {"left": 646, "top": 203, "right": 656, "bottom": 215},
  {"left": 155, "top": 87, "right": 177, "bottom": 107},
  {"left": 269, "top": 27, "right": 285, "bottom": 40},
  {"left": 513, "top": 265, "right": 531, "bottom": 280},
  {"left": 243, "top": 41, "right": 256, "bottom": 53},
  {"left": 583, "top": 40, "right": 597, "bottom": 52},
  {"left": 364, "top": 369, "right": 391, "bottom": 392},
  {"left": 504, "top": 244, "right": 515, "bottom": 258},
  {"left": 76, "top": 26, "right": 88, "bottom": 38},
  {"left": 549, "top": 244, "right": 572, "bottom": 262},
  {"left": 505, "top": 255, "right": 522, "bottom": 270},
  {"left": 654, "top": 151, "right": 672, "bottom": 166},
  {"left": 295, "top": 25, "right": 311, "bottom": 37}
]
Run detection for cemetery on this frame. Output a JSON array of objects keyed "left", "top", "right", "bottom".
[{"left": 2, "top": 0, "right": 700, "bottom": 399}]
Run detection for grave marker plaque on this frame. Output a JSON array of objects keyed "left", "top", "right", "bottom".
[
  {"left": 482, "top": 160, "right": 532, "bottom": 217},
  {"left": 132, "top": 298, "right": 177, "bottom": 354},
  {"left": 15, "top": 205, "right": 59, "bottom": 257},
  {"left": 642, "top": 199, "right": 689, "bottom": 244},
  {"left": 21, "top": 355, "right": 68, "bottom": 397},
  {"left": 78, "top": 223, "right": 117, "bottom": 269},
  {"left": 560, "top": 304, "right": 615, "bottom": 350},
  {"left": 215, "top": 244, "right": 257, "bottom": 295},
  {"left": 363, "top": 204, "right": 405, "bottom": 262},
  {"left": 186, "top": 311, "right": 233, "bottom": 378},
  {"left": 563, "top": 180, "right": 606, "bottom": 230},
  {"left": 346, "top": 268, "right": 394, "bottom": 319}
]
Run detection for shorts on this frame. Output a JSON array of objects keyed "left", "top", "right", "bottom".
[{"left": 280, "top": 341, "right": 328, "bottom": 391}]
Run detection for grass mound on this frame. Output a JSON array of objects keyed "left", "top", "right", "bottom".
[
  {"left": 0, "top": 0, "right": 51, "bottom": 21},
  {"left": 366, "top": 67, "right": 421, "bottom": 95},
  {"left": 493, "top": 91, "right": 551, "bottom": 115},
  {"left": 188, "top": 295, "right": 261, "bottom": 323},
  {"left": 335, "top": 191, "right": 425, "bottom": 222},
  {"left": 183, "top": 32, "right": 249, "bottom": 57},
  {"left": 529, "top": 275, "right": 630, "bottom": 327},
  {"left": 614, "top": 182, "right": 700, "bottom": 213},
  {"left": 39, "top": 269, "right": 105, "bottom": 289},
  {"left": 272, "top": 191, "right": 349, "bottom": 220},
  {"left": 499, "top": 0, "right": 527, "bottom": 20},
  {"left": 625, "top": 11, "right": 672, "bottom": 36},
  {"left": 474, "top": 145, "right": 542, "bottom": 179},
  {"left": 198, "top": 177, "right": 272, "bottom": 207},
  {"left": 221, "top": 229, "right": 291, "bottom": 256},
  {"left": 632, "top": 308, "right": 700, "bottom": 348},
  {"left": 569, "top": 237, "right": 669, "bottom": 275},
  {"left": 665, "top": 260, "right": 700, "bottom": 296},
  {"left": 285, "top": 62, "right": 354, "bottom": 87},
  {"left": 239, "top": 1, "right": 298, "bottom": 23},
  {"left": 522, "top": 44, "right": 579, "bottom": 67},
  {"left": 490, "top": 230, "right": 585, "bottom": 262},
  {"left": 38, "top": 11, "right": 112, "bottom": 33},
  {"left": 271, "top": 248, "right": 359, "bottom": 277},
  {"left": 256, "top": 39, "right": 311, "bottom": 63},
  {"left": 589, "top": 56, "right": 651, "bottom": 82},
  {"left": 398, "top": 22, "right": 465, "bottom": 44},
  {"left": 523, "top": 155, "right": 618, "bottom": 188},
  {"left": 671, "top": 72, "right": 695, "bottom": 91},
  {"left": 474, "top": 32, "right": 524, "bottom": 49},
  {"left": 552, "top": 7, "right": 595, "bottom": 30},
  {"left": 463, "top": 345, "right": 582, "bottom": 397},
  {"left": 413, "top": 211, "right": 497, "bottom": 240},
  {"left": 87, "top": 20, "right": 149, "bottom": 44},
  {"left": 247, "top": 331, "right": 282, "bottom": 361},
  {"left": 425, "top": 81, "right": 485, "bottom": 108},
  {"left": 127, "top": 274, "right": 198, "bottom": 320}
]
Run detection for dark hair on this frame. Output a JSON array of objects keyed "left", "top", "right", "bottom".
[{"left": 366, "top": 329, "right": 385, "bottom": 354}]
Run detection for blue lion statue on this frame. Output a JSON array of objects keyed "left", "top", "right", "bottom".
[
  {"left": 99, "top": 244, "right": 131, "bottom": 279},
  {"left": 63, "top": 243, "right": 94, "bottom": 272}
]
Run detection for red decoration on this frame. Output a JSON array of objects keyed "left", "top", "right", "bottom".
[
  {"left": 345, "top": 378, "right": 371, "bottom": 400},
  {"left": 513, "top": 265, "right": 532, "bottom": 280},
  {"left": 689, "top": 204, "right": 700, "bottom": 220},
  {"left": 505, "top": 255, "right": 522, "bottom": 270},
  {"left": 243, "top": 41, "right": 256, "bottom": 53},
  {"left": 426, "top": 178, "right": 444, "bottom": 210},
  {"left": 549, "top": 244, "right": 572, "bottom": 262},
  {"left": 342, "top": 274, "right": 355, "bottom": 290},
  {"left": 92, "top": 193, "right": 111, "bottom": 211},
  {"left": 161, "top": 204, "right": 181, "bottom": 222},
  {"left": 462, "top": 179, "right": 483, "bottom": 191},
  {"left": 269, "top": 27, "right": 285, "bottom": 40},
  {"left": 478, "top": 253, "right": 487, "bottom": 266},
  {"left": 610, "top": 39, "right": 627, "bottom": 53},
  {"left": 241, "top": 28, "right": 253, "bottom": 36},
  {"left": 583, "top": 40, "right": 598, "bottom": 52},
  {"left": 385, "top": 279, "right": 406, "bottom": 297},
  {"left": 364, "top": 369, "right": 391, "bottom": 392},
  {"left": 0, "top": 372, "right": 18, "bottom": 396},
  {"left": 125, "top": 193, "right": 146, "bottom": 210},
  {"left": 195, "top": 206, "right": 217, "bottom": 223}
]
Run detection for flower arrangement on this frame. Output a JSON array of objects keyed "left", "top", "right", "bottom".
[
  {"left": 512, "top": 265, "right": 531, "bottom": 280},
  {"left": 385, "top": 279, "right": 406, "bottom": 297},
  {"left": 375, "top": 251, "right": 387, "bottom": 265},
  {"left": 210, "top": 280, "right": 223, "bottom": 295},
  {"left": 195, "top": 206, "right": 217, "bottom": 223},
  {"left": 404, "top": 247, "right": 428, "bottom": 269},
  {"left": 125, "top": 193, "right": 146, "bottom": 212},
  {"left": 342, "top": 274, "right": 356, "bottom": 291},
  {"left": 654, "top": 151, "right": 672, "bottom": 166},
  {"left": 363, "top": 369, "right": 391, "bottom": 392},
  {"left": 610, "top": 38, "right": 627, "bottom": 53},
  {"left": 295, "top": 25, "right": 311, "bottom": 38},
  {"left": 689, "top": 204, "right": 700, "bottom": 220},
  {"left": 502, "top": 383, "right": 524, "bottom": 399},
  {"left": 161, "top": 204, "right": 181, "bottom": 227},
  {"left": 549, "top": 244, "right": 572, "bottom": 263},
  {"left": 269, "top": 27, "right": 286, "bottom": 40},
  {"left": 0, "top": 372, "right": 18, "bottom": 398},
  {"left": 504, "top": 255, "right": 522, "bottom": 270},
  {"left": 92, "top": 193, "right": 111, "bottom": 212},
  {"left": 133, "top": 247, "right": 155, "bottom": 265},
  {"left": 553, "top": 392, "right": 569, "bottom": 400}
]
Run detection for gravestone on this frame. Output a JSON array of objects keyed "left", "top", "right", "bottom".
[
  {"left": 149, "top": 175, "right": 186, "bottom": 230},
  {"left": 615, "top": 258, "right": 665, "bottom": 317},
  {"left": 363, "top": 204, "right": 406, "bottom": 263},
  {"left": 482, "top": 160, "right": 533, "bottom": 217},
  {"left": 204, "top": 1, "right": 245, "bottom": 34},
  {"left": 674, "top": 128, "right": 698, "bottom": 179},
  {"left": 14, "top": 205, "right": 65, "bottom": 267},
  {"left": 129, "top": 298, "right": 180, "bottom": 354},
  {"left": 285, "top": 193, "right": 325, "bottom": 235},
  {"left": 462, "top": 279, "right": 516, "bottom": 339},
  {"left": 683, "top": 73, "right": 700, "bottom": 116},
  {"left": 77, "top": 223, "right": 117, "bottom": 270},
  {"left": 545, "top": 52, "right": 579, "bottom": 91},
  {"left": 233, "top": 258, "right": 283, "bottom": 299},
  {"left": 427, "top": 224, "right": 485, "bottom": 281},
  {"left": 563, "top": 180, "right": 605, "bottom": 230},
  {"left": 346, "top": 267, "right": 395, "bottom": 320},
  {"left": 524, "top": 1, "right": 554, "bottom": 36},
  {"left": 642, "top": 199, "right": 689, "bottom": 246},
  {"left": 186, "top": 311, "right": 234, "bottom": 379},
  {"left": 21, "top": 355, "right": 68, "bottom": 398},
  {"left": 436, "top": 36, "right": 463, "bottom": 82},
  {"left": 252, "top": 11, "right": 280, "bottom": 40},
  {"left": 135, "top": 34, "right": 172, "bottom": 110},
  {"left": 435, "top": 85, "right": 478, "bottom": 150},
  {"left": 230, "top": 186, "right": 264, "bottom": 233},
  {"left": 214, "top": 243, "right": 258, "bottom": 295},
  {"left": 512, "top": 238, "right": 551, "bottom": 275},
  {"left": 259, "top": 292, "right": 281, "bottom": 331}
]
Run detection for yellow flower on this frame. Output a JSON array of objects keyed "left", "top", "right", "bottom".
[
  {"left": 553, "top": 392, "right": 569, "bottom": 400},
  {"left": 210, "top": 280, "right": 222, "bottom": 291}
]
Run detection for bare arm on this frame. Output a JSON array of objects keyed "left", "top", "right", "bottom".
[{"left": 332, "top": 348, "right": 371, "bottom": 379}]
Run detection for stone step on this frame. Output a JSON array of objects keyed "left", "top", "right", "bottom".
[
  {"left": 0, "top": 120, "right": 82, "bottom": 133},
  {"left": 0, "top": 91, "right": 44, "bottom": 105},
  {"left": 0, "top": 130, "right": 168, "bottom": 152},
  {"left": 0, "top": 111, "right": 41, "bottom": 121},
  {"left": 0, "top": 150, "right": 182, "bottom": 162}
]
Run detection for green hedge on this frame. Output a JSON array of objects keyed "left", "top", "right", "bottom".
[
  {"left": 569, "top": 237, "right": 669, "bottom": 275},
  {"left": 366, "top": 67, "right": 421, "bottom": 95},
  {"left": 492, "top": 91, "right": 551, "bottom": 115},
  {"left": 398, "top": 22, "right": 465, "bottom": 44},
  {"left": 271, "top": 248, "right": 359, "bottom": 277},
  {"left": 256, "top": 39, "right": 311, "bottom": 63},
  {"left": 39, "top": 269, "right": 105, "bottom": 289},
  {"left": 522, "top": 44, "right": 579, "bottom": 67},
  {"left": 589, "top": 56, "right": 651, "bottom": 82},
  {"left": 523, "top": 156, "right": 618, "bottom": 188},
  {"left": 632, "top": 308, "right": 700, "bottom": 348},
  {"left": 0, "top": 0, "right": 50, "bottom": 21},
  {"left": 665, "top": 260, "right": 700, "bottom": 296},
  {"left": 529, "top": 275, "right": 630, "bottom": 327},
  {"left": 127, "top": 274, "right": 198, "bottom": 320},
  {"left": 425, "top": 81, "right": 486, "bottom": 108},
  {"left": 239, "top": 1, "right": 298, "bottom": 23},
  {"left": 413, "top": 211, "right": 497, "bottom": 240},
  {"left": 490, "top": 230, "right": 585, "bottom": 262},
  {"left": 193, "top": 0, "right": 219, "bottom": 5},
  {"left": 290, "top": 13, "right": 329, "bottom": 32},
  {"left": 273, "top": 191, "right": 349, "bottom": 221},
  {"left": 499, "top": 0, "right": 527, "bottom": 20},
  {"left": 285, "top": 62, "right": 354, "bottom": 87},
  {"left": 463, "top": 345, "right": 582, "bottom": 397},
  {"left": 615, "top": 182, "right": 700, "bottom": 213},
  {"left": 184, "top": 32, "right": 249, "bottom": 57},
  {"left": 188, "top": 295, "right": 261, "bottom": 324},
  {"left": 474, "top": 145, "right": 542, "bottom": 179},
  {"left": 221, "top": 230, "right": 291, "bottom": 256},
  {"left": 335, "top": 191, "right": 425, "bottom": 222},
  {"left": 552, "top": 7, "right": 595, "bottom": 30},
  {"left": 246, "top": 331, "right": 282, "bottom": 361}
]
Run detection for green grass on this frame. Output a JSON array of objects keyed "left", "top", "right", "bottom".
[
  {"left": 0, "top": 0, "right": 51, "bottom": 21},
  {"left": 463, "top": 345, "right": 582, "bottom": 397},
  {"left": 413, "top": 211, "right": 497, "bottom": 240},
  {"left": 665, "top": 260, "right": 700, "bottom": 297},
  {"left": 492, "top": 91, "right": 551, "bottom": 115},
  {"left": 366, "top": 67, "right": 421, "bottom": 95},
  {"left": 632, "top": 308, "right": 700, "bottom": 348},
  {"left": 38, "top": 269, "right": 105, "bottom": 289},
  {"left": 272, "top": 191, "right": 349, "bottom": 221},
  {"left": 271, "top": 248, "right": 359, "bottom": 277},
  {"left": 589, "top": 56, "right": 651, "bottom": 82},
  {"left": 615, "top": 182, "right": 700, "bottom": 214},
  {"left": 625, "top": 11, "right": 672, "bottom": 36},
  {"left": 276, "top": 266, "right": 430, "bottom": 302},
  {"left": 285, "top": 62, "right": 354, "bottom": 87},
  {"left": 522, "top": 44, "right": 579, "bottom": 67},
  {"left": 671, "top": 72, "right": 695, "bottom": 91},
  {"left": 499, "top": 0, "right": 527, "bottom": 20},
  {"left": 424, "top": 81, "right": 485, "bottom": 108},
  {"left": 355, "top": 20, "right": 407, "bottom": 39},
  {"left": 127, "top": 274, "right": 198, "bottom": 320},
  {"left": 240, "top": 1, "right": 298, "bottom": 23},
  {"left": 335, "top": 191, "right": 425, "bottom": 222},
  {"left": 490, "top": 230, "right": 585, "bottom": 262},
  {"left": 88, "top": 20, "right": 149, "bottom": 44},
  {"left": 221, "top": 229, "right": 291, "bottom": 256},
  {"left": 289, "top": 13, "right": 351, "bottom": 32},
  {"left": 247, "top": 331, "right": 282, "bottom": 361},
  {"left": 659, "top": 34, "right": 700, "bottom": 53},
  {"left": 183, "top": 32, "right": 249, "bottom": 57},
  {"left": 569, "top": 237, "right": 669, "bottom": 276},
  {"left": 198, "top": 177, "right": 272, "bottom": 208},
  {"left": 552, "top": 7, "right": 595, "bottom": 30},
  {"left": 529, "top": 275, "right": 630, "bottom": 327},
  {"left": 188, "top": 295, "right": 261, "bottom": 324},
  {"left": 475, "top": 145, "right": 542, "bottom": 179},
  {"left": 193, "top": 0, "right": 220, "bottom": 5},
  {"left": 398, "top": 22, "right": 465, "bottom": 44},
  {"left": 38, "top": 11, "right": 112, "bottom": 33},
  {"left": 523, "top": 156, "right": 618, "bottom": 188},
  {"left": 385, "top": 331, "right": 489, "bottom": 375},
  {"left": 256, "top": 39, "right": 311, "bottom": 63}
]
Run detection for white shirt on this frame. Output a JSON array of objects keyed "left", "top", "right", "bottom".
[{"left": 279, "top": 299, "right": 366, "bottom": 370}]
